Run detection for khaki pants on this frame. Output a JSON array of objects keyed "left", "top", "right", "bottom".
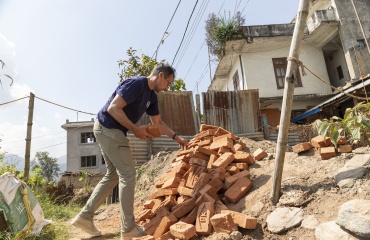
[{"left": 79, "top": 120, "right": 136, "bottom": 232}]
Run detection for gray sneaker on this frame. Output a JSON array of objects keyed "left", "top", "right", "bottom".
[
  {"left": 71, "top": 215, "right": 102, "bottom": 236},
  {"left": 121, "top": 224, "right": 146, "bottom": 240}
]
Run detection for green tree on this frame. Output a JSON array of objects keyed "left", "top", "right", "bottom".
[
  {"left": 31, "top": 151, "right": 60, "bottom": 182},
  {"left": 118, "top": 48, "right": 186, "bottom": 91},
  {"left": 205, "top": 11, "right": 245, "bottom": 58}
]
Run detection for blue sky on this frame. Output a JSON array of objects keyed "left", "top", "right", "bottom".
[{"left": 0, "top": 0, "right": 299, "bottom": 160}]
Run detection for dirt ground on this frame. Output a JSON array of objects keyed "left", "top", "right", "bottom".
[{"left": 67, "top": 137, "right": 370, "bottom": 240}]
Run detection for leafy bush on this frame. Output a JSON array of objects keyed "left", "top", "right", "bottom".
[{"left": 318, "top": 102, "right": 370, "bottom": 147}]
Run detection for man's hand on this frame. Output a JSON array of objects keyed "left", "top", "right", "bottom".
[
  {"left": 174, "top": 136, "right": 188, "bottom": 150},
  {"left": 133, "top": 124, "right": 153, "bottom": 140}
]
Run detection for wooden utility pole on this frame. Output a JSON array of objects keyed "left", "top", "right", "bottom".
[
  {"left": 24, "top": 92, "right": 35, "bottom": 181},
  {"left": 270, "top": 0, "right": 309, "bottom": 205}
]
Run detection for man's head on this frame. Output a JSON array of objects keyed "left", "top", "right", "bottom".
[{"left": 149, "top": 62, "right": 176, "bottom": 93}]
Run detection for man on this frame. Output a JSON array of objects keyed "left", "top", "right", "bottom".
[{"left": 71, "top": 62, "right": 188, "bottom": 240}]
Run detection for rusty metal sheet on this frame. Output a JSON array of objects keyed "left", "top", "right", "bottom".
[
  {"left": 202, "top": 90, "right": 260, "bottom": 134},
  {"left": 136, "top": 91, "right": 198, "bottom": 135}
]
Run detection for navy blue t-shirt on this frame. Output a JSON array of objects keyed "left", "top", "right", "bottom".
[{"left": 97, "top": 76, "right": 159, "bottom": 135}]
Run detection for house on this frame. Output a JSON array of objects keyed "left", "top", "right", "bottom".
[
  {"left": 61, "top": 119, "right": 105, "bottom": 173},
  {"left": 209, "top": 0, "right": 370, "bottom": 126}
]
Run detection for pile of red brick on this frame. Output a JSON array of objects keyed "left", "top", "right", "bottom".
[
  {"left": 292, "top": 135, "right": 352, "bottom": 160},
  {"left": 135, "top": 124, "right": 260, "bottom": 240}
]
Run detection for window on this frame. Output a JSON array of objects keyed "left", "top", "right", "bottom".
[
  {"left": 81, "top": 132, "right": 96, "bottom": 143},
  {"left": 272, "top": 58, "right": 302, "bottom": 89},
  {"left": 337, "top": 65, "right": 344, "bottom": 80},
  {"left": 81, "top": 155, "right": 97, "bottom": 168},
  {"left": 357, "top": 39, "right": 366, "bottom": 48},
  {"left": 233, "top": 70, "right": 239, "bottom": 90}
]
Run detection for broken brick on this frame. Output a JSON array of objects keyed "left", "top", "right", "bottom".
[
  {"left": 135, "top": 209, "right": 152, "bottom": 222},
  {"left": 162, "top": 176, "right": 182, "bottom": 189},
  {"left": 180, "top": 206, "right": 199, "bottom": 225},
  {"left": 212, "top": 152, "right": 234, "bottom": 169},
  {"left": 189, "top": 157, "right": 208, "bottom": 167},
  {"left": 233, "top": 152, "right": 254, "bottom": 165},
  {"left": 197, "top": 146, "right": 217, "bottom": 156},
  {"left": 338, "top": 144, "right": 352, "bottom": 153},
  {"left": 225, "top": 165, "right": 240, "bottom": 175},
  {"left": 311, "top": 135, "right": 332, "bottom": 148},
  {"left": 195, "top": 193, "right": 215, "bottom": 207},
  {"left": 153, "top": 214, "right": 178, "bottom": 239},
  {"left": 229, "top": 162, "right": 248, "bottom": 170},
  {"left": 210, "top": 137, "right": 234, "bottom": 150},
  {"left": 207, "top": 154, "right": 217, "bottom": 169},
  {"left": 186, "top": 165, "right": 206, "bottom": 189},
  {"left": 221, "top": 210, "right": 257, "bottom": 229},
  {"left": 171, "top": 198, "right": 196, "bottom": 219},
  {"left": 224, "top": 170, "right": 251, "bottom": 189}
]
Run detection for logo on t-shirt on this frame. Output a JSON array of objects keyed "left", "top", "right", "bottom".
[{"left": 146, "top": 101, "right": 150, "bottom": 108}]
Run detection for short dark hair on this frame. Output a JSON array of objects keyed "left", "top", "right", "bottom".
[{"left": 150, "top": 62, "right": 176, "bottom": 79}]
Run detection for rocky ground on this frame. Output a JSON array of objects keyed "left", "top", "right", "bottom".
[{"left": 68, "top": 137, "right": 370, "bottom": 240}]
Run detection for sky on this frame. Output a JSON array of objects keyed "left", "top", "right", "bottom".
[{"left": 0, "top": 0, "right": 300, "bottom": 162}]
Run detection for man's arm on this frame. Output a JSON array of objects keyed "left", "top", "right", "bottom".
[
  {"left": 107, "top": 94, "right": 152, "bottom": 140},
  {"left": 150, "top": 114, "right": 188, "bottom": 149}
]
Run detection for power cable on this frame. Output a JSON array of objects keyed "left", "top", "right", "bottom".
[
  {"left": 0, "top": 96, "right": 29, "bottom": 106},
  {"left": 35, "top": 96, "right": 96, "bottom": 115},
  {"left": 171, "top": 0, "right": 200, "bottom": 66},
  {"left": 184, "top": 42, "right": 205, "bottom": 80},
  {"left": 152, "top": 0, "right": 182, "bottom": 60}
]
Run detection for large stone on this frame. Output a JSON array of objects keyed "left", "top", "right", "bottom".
[
  {"left": 336, "top": 199, "right": 370, "bottom": 238},
  {"left": 335, "top": 154, "right": 370, "bottom": 183},
  {"left": 315, "top": 221, "right": 359, "bottom": 240},
  {"left": 301, "top": 215, "right": 319, "bottom": 230},
  {"left": 266, "top": 207, "right": 303, "bottom": 233}
]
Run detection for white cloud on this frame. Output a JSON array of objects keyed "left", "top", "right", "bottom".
[{"left": 9, "top": 82, "right": 33, "bottom": 99}]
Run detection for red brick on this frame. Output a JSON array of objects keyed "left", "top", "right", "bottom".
[
  {"left": 177, "top": 195, "right": 191, "bottom": 204},
  {"left": 186, "top": 165, "right": 206, "bottom": 189},
  {"left": 320, "top": 146, "right": 336, "bottom": 160},
  {"left": 253, "top": 148, "right": 267, "bottom": 161},
  {"left": 338, "top": 144, "right": 352, "bottom": 153},
  {"left": 149, "top": 188, "right": 178, "bottom": 199},
  {"left": 153, "top": 214, "right": 178, "bottom": 239},
  {"left": 135, "top": 209, "right": 152, "bottom": 222},
  {"left": 156, "top": 172, "right": 182, "bottom": 188},
  {"left": 162, "top": 176, "right": 182, "bottom": 189},
  {"left": 196, "top": 202, "right": 214, "bottom": 235},
  {"left": 311, "top": 135, "right": 332, "bottom": 148},
  {"left": 233, "top": 141, "right": 246, "bottom": 151},
  {"left": 144, "top": 216, "right": 163, "bottom": 235},
  {"left": 198, "top": 139, "right": 212, "bottom": 147},
  {"left": 229, "top": 163, "right": 248, "bottom": 170},
  {"left": 195, "top": 193, "right": 215, "bottom": 207},
  {"left": 177, "top": 148, "right": 196, "bottom": 157},
  {"left": 221, "top": 210, "right": 257, "bottom": 229},
  {"left": 218, "top": 146, "right": 231, "bottom": 154},
  {"left": 188, "top": 151, "right": 209, "bottom": 161},
  {"left": 189, "top": 157, "right": 208, "bottom": 167},
  {"left": 199, "top": 124, "right": 218, "bottom": 132},
  {"left": 226, "top": 165, "right": 240, "bottom": 175},
  {"left": 169, "top": 222, "right": 197, "bottom": 240},
  {"left": 207, "top": 154, "right": 217, "bottom": 169},
  {"left": 224, "top": 170, "right": 251, "bottom": 189},
  {"left": 191, "top": 172, "right": 210, "bottom": 198},
  {"left": 210, "top": 137, "right": 234, "bottom": 150},
  {"left": 197, "top": 146, "right": 217, "bottom": 156},
  {"left": 180, "top": 206, "right": 199, "bottom": 225},
  {"left": 152, "top": 206, "right": 171, "bottom": 218},
  {"left": 292, "top": 142, "right": 312, "bottom": 153},
  {"left": 212, "top": 152, "right": 234, "bottom": 169},
  {"left": 233, "top": 152, "right": 254, "bottom": 164},
  {"left": 198, "top": 185, "right": 219, "bottom": 201},
  {"left": 210, "top": 213, "right": 238, "bottom": 233},
  {"left": 144, "top": 200, "right": 155, "bottom": 209},
  {"left": 171, "top": 198, "right": 196, "bottom": 219},
  {"left": 178, "top": 186, "right": 193, "bottom": 197},
  {"left": 224, "top": 177, "right": 253, "bottom": 203},
  {"left": 156, "top": 195, "right": 177, "bottom": 212},
  {"left": 208, "top": 177, "right": 223, "bottom": 192},
  {"left": 194, "top": 129, "right": 217, "bottom": 140},
  {"left": 156, "top": 231, "right": 174, "bottom": 240},
  {"left": 214, "top": 200, "right": 228, "bottom": 214},
  {"left": 151, "top": 199, "right": 163, "bottom": 213},
  {"left": 207, "top": 168, "right": 226, "bottom": 181},
  {"left": 213, "top": 133, "right": 237, "bottom": 142}
]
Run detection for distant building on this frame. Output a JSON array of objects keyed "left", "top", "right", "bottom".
[{"left": 61, "top": 119, "right": 105, "bottom": 173}]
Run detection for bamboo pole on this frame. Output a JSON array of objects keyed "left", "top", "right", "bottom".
[
  {"left": 270, "top": 0, "right": 309, "bottom": 205},
  {"left": 24, "top": 92, "right": 35, "bottom": 181}
]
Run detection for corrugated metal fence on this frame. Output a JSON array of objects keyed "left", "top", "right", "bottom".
[
  {"left": 202, "top": 90, "right": 260, "bottom": 134},
  {"left": 136, "top": 91, "right": 198, "bottom": 136}
]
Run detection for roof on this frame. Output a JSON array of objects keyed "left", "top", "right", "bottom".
[
  {"left": 291, "top": 77, "right": 370, "bottom": 122},
  {"left": 61, "top": 120, "right": 95, "bottom": 130}
]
